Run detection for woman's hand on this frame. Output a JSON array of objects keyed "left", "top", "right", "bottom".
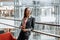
[
  {"left": 22, "top": 28, "right": 32, "bottom": 32},
  {"left": 21, "top": 26, "right": 27, "bottom": 32},
  {"left": 21, "top": 26, "right": 25, "bottom": 29},
  {"left": 22, "top": 29, "right": 28, "bottom": 32}
]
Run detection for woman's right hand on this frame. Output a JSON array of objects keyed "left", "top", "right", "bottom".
[
  {"left": 21, "top": 26, "right": 27, "bottom": 32},
  {"left": 22, "top": 29, "right": 28, "bottom": 32},
  {"left": 21, "top": 26, "right": 25, "bottom": 29},
  {"left": 21, "top": 26, "right": 28, "bottom": 32}
]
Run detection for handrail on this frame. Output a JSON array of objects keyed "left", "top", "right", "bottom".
[
  {"left": 0, "top": 22, "right": 60, "bottom": 38},
  {"left": 0, "top": 17, "right": 60, "bottom": 26},
  {"left": 0, "top": 22, "right": 19, "bottom": 28},
  {"left": 35, "top": 22, "right": 60, "bottom": 26},
  {"left": 0, "top": 17, "right": 21, "bottom": 21},
  {"left": 32, "top": 30, "right": 60, "bottom": 38}
]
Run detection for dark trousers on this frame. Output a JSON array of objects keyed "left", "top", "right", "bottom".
[
  {"left": 17, "top": 35, "right": 29, "bottom": 40},
  {"left": 17, "top": 31, "right": 29, "bottom": 40}
]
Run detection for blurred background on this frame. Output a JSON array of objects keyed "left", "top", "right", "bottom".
[{"left": 0, "top": 0, "right": 60, "bottom": 40}]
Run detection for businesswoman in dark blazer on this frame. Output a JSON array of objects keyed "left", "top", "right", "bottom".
[{"left": 17, "top": 7, "right": 35, "bottom": 40}]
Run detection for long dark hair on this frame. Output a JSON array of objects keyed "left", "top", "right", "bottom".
[{"left": 24, "top": 8, "right": 28, "bottom": 18}]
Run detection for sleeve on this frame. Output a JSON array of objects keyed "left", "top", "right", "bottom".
[{"left": 31, "top": 17, "right": 35, "bottom": 30}]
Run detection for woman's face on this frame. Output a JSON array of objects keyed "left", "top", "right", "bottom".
[{"left": 26, "top": 8, "right": 31, "bottom": 17}]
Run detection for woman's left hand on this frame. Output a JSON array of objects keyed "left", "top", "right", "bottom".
[{"left": 22, "top": 29, "right": 31, "bottom": 32}]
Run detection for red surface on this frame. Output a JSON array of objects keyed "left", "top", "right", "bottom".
[{"left": 0, "top": 32, "right": 16, "bottom": 40}]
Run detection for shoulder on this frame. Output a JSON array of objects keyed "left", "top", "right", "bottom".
[
  {"left": 31, "top": 17, "right": 35, "bottom": 20},
  {"left": 30, "top": 16, "right": 35, "bottom": 21}
]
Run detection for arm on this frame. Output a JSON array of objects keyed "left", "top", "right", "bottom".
[
  {"left": 31, "top": 17, "right": 35, "bottom": 31},
  {"left": 20, "top": 20, "right": 29, "bottom": 32}
]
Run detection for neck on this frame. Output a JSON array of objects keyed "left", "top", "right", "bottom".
[
  {"left": 26, "top": 16, "right": 29, "bottom": 18},
  {"left": 24, "top": 15, "right": 31, "bottom": 18}
]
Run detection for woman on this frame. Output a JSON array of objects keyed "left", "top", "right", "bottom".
[{"left": 17, "top": 7, "right": 35, "bottom": 40}]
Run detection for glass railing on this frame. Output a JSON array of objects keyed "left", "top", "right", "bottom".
[{"left": 0, "top": 18, "right": 60, "bottom": 40}]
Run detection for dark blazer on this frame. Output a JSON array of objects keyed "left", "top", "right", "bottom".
[
  {"left": 17, "top": 17, "right": 35, "bottom": 40},
  {"left": 22, "top": 17, "right": 35, "bottom": 30}
]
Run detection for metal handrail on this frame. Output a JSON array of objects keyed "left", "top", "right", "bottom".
[
  {"left": 0, "top": 22, "right": 19, "bottom": 28},
  {"left": 35, "top": 22, "right": 60, "bottom": 26},
  {"left": 32, "top": 30, "right": 60, "bottom": 38},
  {"left": 0, "top": 17, "right": 21, "bottom": 21}
]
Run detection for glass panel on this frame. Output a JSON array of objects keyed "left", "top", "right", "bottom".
[{"left": 34, "top": 24, "right": 60, "bottom": 35}]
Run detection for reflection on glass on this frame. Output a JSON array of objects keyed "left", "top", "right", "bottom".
[{"left": 0, "top": 6, "right": 14, "bottom": 17}]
